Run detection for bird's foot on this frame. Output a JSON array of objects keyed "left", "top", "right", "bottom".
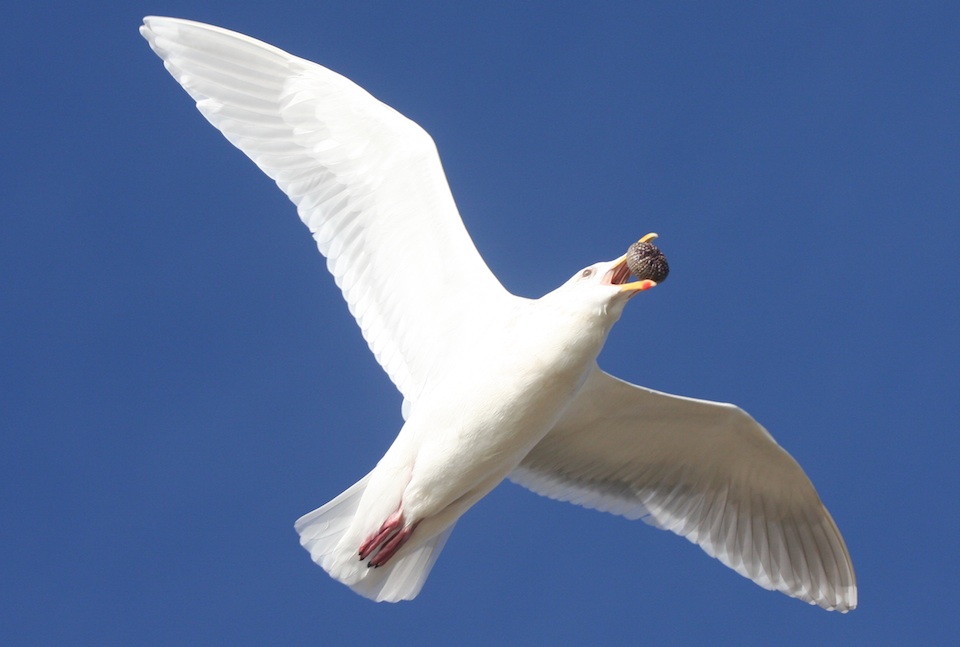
[{"left": 358, "top": 510, "right": 420, "bottom": 568}]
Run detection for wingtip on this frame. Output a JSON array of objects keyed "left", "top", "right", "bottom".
[
  {"left": 139, "top": 16, "right": 172, "bottom": 44},
  {"left": 140, "top": 15, "right": 164, "bottom": 32},
  {"left": 839, "top": 585, "right": 858, "bottom": 612},
  {"left": 140, "top": 16, "right": 199, "bottom": 38}
]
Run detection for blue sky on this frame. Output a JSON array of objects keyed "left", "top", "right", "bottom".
[{"left": 3, "top": 1, "right": 958, "bottom": 644}]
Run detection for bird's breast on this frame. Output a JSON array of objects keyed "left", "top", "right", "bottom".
[{"left": 395, "top": 309, "right": 610, "bottom": 518}]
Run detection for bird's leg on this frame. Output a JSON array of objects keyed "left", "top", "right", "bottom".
[
  {"left": 358, "top": 510, "right": 402, "bottom": 561},
  {"left": 367, "top": 522, "right": 419, "bottom": 568},
  {"left": 358, "top": 509, "right": 421, "bottom": 567}
]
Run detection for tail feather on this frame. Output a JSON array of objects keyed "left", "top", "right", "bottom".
[{"left": 294, "top": 474, "right": 455, "bottom": 602}]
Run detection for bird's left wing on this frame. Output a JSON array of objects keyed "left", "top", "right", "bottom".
[
  {"left": 510, "top": 366, "right": 856, "bottom": 612},
  {"left": 140, "top": 17, "right": 516, "bottom": 417}
]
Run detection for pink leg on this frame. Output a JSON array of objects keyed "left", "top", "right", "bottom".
[
  {"left": 358, "top": 510, "right": 403, "bottom": 561},
  {"left": 367, "top": 522, "right": 419, "bottom": 568},
  {"left": 358, "top": 509, "right": 420, "bottom": 567}
]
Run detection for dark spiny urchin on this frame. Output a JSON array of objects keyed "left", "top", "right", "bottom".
[{"left": 626, "top": 239, "right": 669, "bottom": 283}]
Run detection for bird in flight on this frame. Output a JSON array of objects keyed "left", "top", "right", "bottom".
[{"left": 140, "top": 16, "right": 856, "bottom": 611}]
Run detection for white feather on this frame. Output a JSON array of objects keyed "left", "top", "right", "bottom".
[
  {"left": 510, "top": 367, "right": 857, "bottom": 611},
  {"left": 140, "top": 16, "right": 514, "bottom": 421},
  {"left": 294, "top": 473, "right": 456, "bottom": 602}
]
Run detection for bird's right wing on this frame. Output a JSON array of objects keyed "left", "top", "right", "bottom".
[
  {"left": 141, "top": 17, "right": 516, "bottom": 417},
  {"left": 511, "top": 366, "right": 857, "bottom": 612}
]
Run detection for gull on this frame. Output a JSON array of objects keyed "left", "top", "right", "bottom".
[{"left": 140, "top": 17, "right": 857, "bottom": 611}]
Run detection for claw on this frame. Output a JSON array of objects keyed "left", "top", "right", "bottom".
[{"left": 358, "top": 509, "right": 420, "bottom": 567}]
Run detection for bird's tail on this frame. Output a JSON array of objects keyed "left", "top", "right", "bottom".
[{"left": 294, "top": 474, "right": 456, "bottom": 602}]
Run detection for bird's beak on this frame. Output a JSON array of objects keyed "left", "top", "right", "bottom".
[
  {"left": 607, "top": 232, "right": 659, "bottom": 293},
  {"left": 604, "top": 254, "right": 657, "bottom": 293}
]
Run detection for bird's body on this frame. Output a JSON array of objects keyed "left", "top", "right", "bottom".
[
  {"left": 141, "top": 16, "right": 857, "bottom": 611},
  {"left": 301, "top": 272, "right": 637, "bottom": 597}
]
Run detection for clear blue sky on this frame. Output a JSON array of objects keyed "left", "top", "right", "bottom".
[{"left": 3, "top": 2, "right": 958, "bottom": 645}]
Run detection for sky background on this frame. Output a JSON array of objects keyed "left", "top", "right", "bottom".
[{"left": 3, "top": 1, "right": 958, "bottom": 645}]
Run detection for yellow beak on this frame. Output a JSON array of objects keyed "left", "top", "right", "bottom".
[
  {"left": 607, "top": 253, "right": 657, "bottom": 292},
  {"left": 603, "top": 232, "right": 661, "bottom": 292}
]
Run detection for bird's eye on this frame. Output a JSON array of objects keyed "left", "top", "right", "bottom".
[{"left": 581, "top": 269, "right": 593, "bottom": 278}]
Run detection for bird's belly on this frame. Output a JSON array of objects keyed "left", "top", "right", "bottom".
[{"left": 397, "top": 357, "right": 593, "bottom": 521}]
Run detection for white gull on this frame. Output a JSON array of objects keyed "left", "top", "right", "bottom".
[{"left": 140, "top": 17, "right": 856, "bottom": 611}]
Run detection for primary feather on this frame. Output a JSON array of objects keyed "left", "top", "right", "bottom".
[
  {"left": 141, "top": 16, "right": 513, "bottom": 420},
  {"left": 511, "top": 367, "right": 856, "bottom": 611}
]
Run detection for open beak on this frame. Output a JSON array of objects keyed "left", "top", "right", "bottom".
[
  {"left": 604, "top": 256, "right": 657, "bottom": 293},
  {"left": 603, "top": 233, "right": 659, "bottom": 294}
]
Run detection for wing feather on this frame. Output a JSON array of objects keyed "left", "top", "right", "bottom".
[
  {"left": 141, "top": 17, "right": 515, "bottom": 415},
  {"left": 510, "top": 366, "right": 856, "bottom": 611}
]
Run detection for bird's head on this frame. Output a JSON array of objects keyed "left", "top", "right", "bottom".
[{"left": 547, "top": 233, "right": 666, "bottom": 323}]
